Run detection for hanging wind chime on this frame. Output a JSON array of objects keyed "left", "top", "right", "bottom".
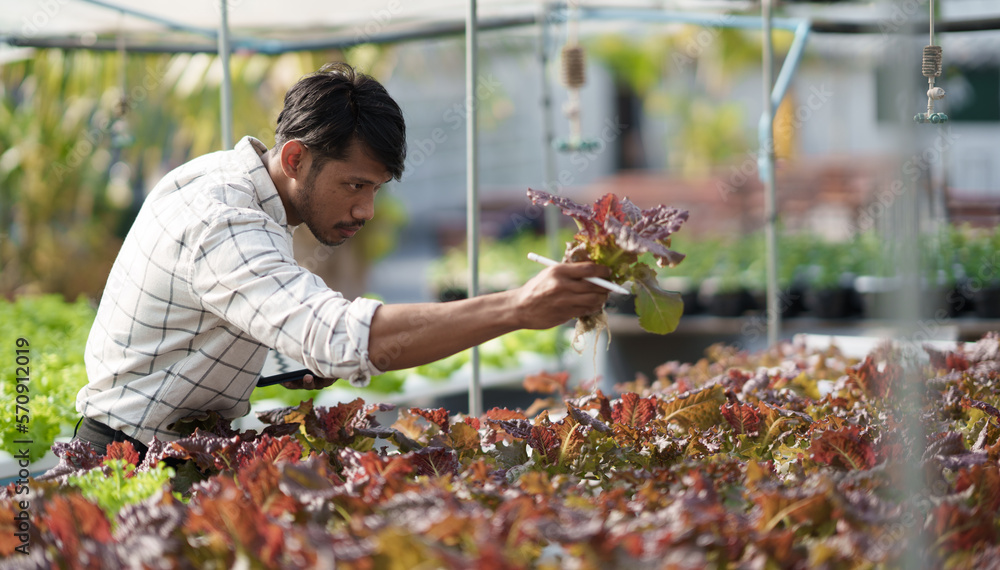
[
  {"left": 555, "top": 0, "right": 599, "bottom": 152},
  {"left": 110, "top": 16, "right": 134, "bottom": 149},
  {"left": 914, "top": 0, "right": 948, "bottom": 124}
]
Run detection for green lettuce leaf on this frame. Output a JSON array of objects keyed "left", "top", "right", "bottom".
[{"left": 632, "top": 268, "right": 684, "bottom": 334}]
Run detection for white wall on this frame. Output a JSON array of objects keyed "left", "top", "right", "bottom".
[{"left": 383, "top": 32, "right": 616, "bottom": 229}]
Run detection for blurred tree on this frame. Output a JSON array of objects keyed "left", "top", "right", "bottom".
[
  {"left": 588, "top": 25, "right": 799, "bottom": 177},
  {"left": 0, "top": 46, "right": 403, "bottom": 299}
]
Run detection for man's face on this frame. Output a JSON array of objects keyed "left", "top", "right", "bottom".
[{"left": 293, "top": 140, "right": 392, "bottom": 247}]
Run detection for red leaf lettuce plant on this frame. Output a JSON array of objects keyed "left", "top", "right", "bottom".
[{"left": 527, "top": 188, "right": 689, "bottom": 338}]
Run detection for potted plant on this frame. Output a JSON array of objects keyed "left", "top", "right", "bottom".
[
  {"left": 803, "top": 238, "right": 856, "bottom": 319},
  {"left": 700, "top": 257, "right": 751, "bottom": 317},
  {"left": 961, "top": 226, "right": 1000, "bottom": 319},
  {"left": 919, "top": 226, "right": 964, "bottom": 319},
  {"left": 740, "top": 232, "right": 805, "bottom": 319},
  {"left": 656, "top": 234, "right": 719, "bottom": 316}
]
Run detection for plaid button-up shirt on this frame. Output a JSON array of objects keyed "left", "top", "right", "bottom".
[{"left": 79, "top": 136, "right": 383, "bottom": 443}]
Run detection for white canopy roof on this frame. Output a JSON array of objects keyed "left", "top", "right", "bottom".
[
  {"left": 2, "top": 0, "right": 997, "bottom": 55},
  {"left": 1, "top": 0, "right": 708, "bottom": 39}
]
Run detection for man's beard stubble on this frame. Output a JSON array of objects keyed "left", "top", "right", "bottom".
[{"left": 298, "top": 178, "right": 365, "bottom": 247}]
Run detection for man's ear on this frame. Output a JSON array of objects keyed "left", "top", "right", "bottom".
[{"left": 278, "top": 140, "right": 309, "bottom": 181}]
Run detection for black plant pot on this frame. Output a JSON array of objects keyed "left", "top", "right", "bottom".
[
  {"left": 780, "top": 285, "right": 807, "bottom": 318},
  {"left": 806, "top": 287, "right": 853, "bottom": 319},
  {"left": 949, "top": 279, "right": 976, "bottom": 315},
  {"left": 923, "top": 286, "right": 963, "bottom": 320},
  {"left": 846, "top": 286, "right": 864, "bottom": 317},
  {"left": 973, "top": 285, "right": 1000, "bottom": 319},
  {"left": 606, "top": 293, "right": 636, "bottom": 315},
  {"left": 707, "top": 290, "right": 750, "bottom": 317},
  {"left": 681, "top": 290, "right": 702, "bottom": 315},
  {"left": 855, "top": 276, "right": 900, "bottom": 320},
  {"left": 748, "top": 287, "right": 806, "bottom": 318}
]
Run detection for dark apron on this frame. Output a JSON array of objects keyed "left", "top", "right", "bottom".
[{"left": 73, "top": 417, "right": 150, "bottom": 460}]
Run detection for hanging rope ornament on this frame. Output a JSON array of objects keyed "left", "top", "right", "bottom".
[
  {"left": 914, "top": 0, "right": 948, "bottom": 124},
  {"left": 110, "top": 13, "right": 135, "bottom": 148},
  {"left": 555, "top": 1, "right": 599, "bottom": 152}
]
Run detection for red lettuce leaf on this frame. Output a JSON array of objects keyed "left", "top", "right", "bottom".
[
  {"left": 809, "top": 426, "right": 878, "bottom": 470},
  {"left": 40, "top": 439, "right": 106, "bottom": 482},
  {"left": 485, "top": 407, "right": 528, "bottom": 421},
  {"left": 489, "top": 419, "right": 534, "bottom": 440},
  {"left": 932, "top": 502, "right": 998, "bottom": 552},
  {"left": 408, "top": 447, "right": 460, "bottom": 477},
  {"left": 526, "top": 425, "right": 561, "bottom": 465},
  {"left": 567, "top": 390, "right": 614, "bottom": 422},
  {"left": 721, "top": 399, "right": 763, "bottom": 436},
  {"left": 925, "top": 345, "right": 970, "bottom": 371},
  {"left": 234, "top": 434, "right": 304, "bottom": 469},
  {"left": 848, "top": 356, "right": 901, "bottom": 400},
  {"left": 410, "top": 407, "right": 451, "bottom": 434},
  {"left": 278, "top": 455, "right": 340, "bottom": 506},
  {"left": 41, "top": 493, "right": 113, "bottom": 560},
  {"left": 611, "top": 392, "right": 658, "bottom": 428},
  {"left": 567, "top": 403, "right": 612, "bottom": 434},
  {"left": 962, "top": 397, "right": 1000, "bottom": 421},
  {"left": 954, "top": 463, "right": 1000, "bottom": 512},
  {"left": 165, "top": 429, "right": 240, "bottom": 472},
  {"left": 104, "top": 441, "right": 141, "bottom": 470},
  {"left": 523, "top": 371, "right": 569, "bottom": 395},
  {"left": 316, "top": 398, "right": 369, "bottom": 443},
  {"left": 113, "top": 490, "right": 187, "bottom": 543}
]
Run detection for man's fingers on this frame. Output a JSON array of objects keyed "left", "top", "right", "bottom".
[{"left": 555, "top": 261, "right": 613, "bottom": 280}]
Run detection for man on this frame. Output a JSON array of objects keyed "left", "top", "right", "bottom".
[{"left": 75, "top": 62, "right": 610, "bottom": 457}]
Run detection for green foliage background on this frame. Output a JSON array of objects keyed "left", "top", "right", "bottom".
[
  {"left": 0, "top": 295, "right": 95, "bottom": 462},
  {"left": 0, "top": 46, "right": 394, "bottom": 299}
]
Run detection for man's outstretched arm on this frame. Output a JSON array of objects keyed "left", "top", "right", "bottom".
[{"left": 367, "top": 262, "right": 612, "bottom": 372}]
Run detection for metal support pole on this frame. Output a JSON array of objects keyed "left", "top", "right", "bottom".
[
  {"left": 466, "top": 0, "right": 482, "bottom": 418},
  {"left": 539, "top": 3, "right": 561, "bottom": 260},
  {"left": 77, "top": 0, "right": 218, "bottom": 38},
  {"left": 218, "top": 0, "right": 233, "bottom": 150},
  {"left": 762, "top": 0, "right": 779, "bottom": 346},
  {"left": 219, "top": 0, "right": 233, "bottom": 150}
]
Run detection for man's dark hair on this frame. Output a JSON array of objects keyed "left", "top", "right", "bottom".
[{"left": 275, "top": 62, "right": 406, "bottom": 181}]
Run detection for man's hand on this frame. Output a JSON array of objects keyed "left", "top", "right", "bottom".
[
  {"left": 281, "top": 373, "right": 338, "bottom": 390},
  {"left": 510, "top": 262, "right": 612, "bottom": 330},
  {"left": 367, "top": 261, "right": 612, "bottom": 372}
]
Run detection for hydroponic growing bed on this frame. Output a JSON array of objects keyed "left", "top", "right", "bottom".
[{"left": 2, "top": 333, "right": 1000, "bottom": 568}]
